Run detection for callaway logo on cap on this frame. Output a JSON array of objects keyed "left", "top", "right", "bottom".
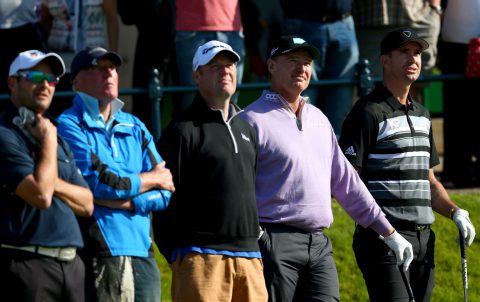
[{"left": 192, "top": 40, "right": 240, "bottom": 71}]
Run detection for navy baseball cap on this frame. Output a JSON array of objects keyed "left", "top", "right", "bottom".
[
  {"left": 269, "top": 35, "right": 320, "bottom": 59},
  {"left": 70, "top": 46, "right": 122, "bottom": 81},
  {"left": 380, "top": 28, "right": 429, "bottom": 55}
]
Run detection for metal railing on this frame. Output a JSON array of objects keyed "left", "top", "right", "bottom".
[
  {"left": 145, "top": 61, "right": 464, "bottom": 140},
  {"left": 0, "top": 60, "right": 465, "bottom": 140}
]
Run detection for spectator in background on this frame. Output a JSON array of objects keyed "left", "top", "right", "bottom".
[
  {"left": 155, "top": 40, "right": 267, "bottom": 302},
  {"left": 353, "top": 0, "right": 442, "bottom": 100},
  {"left": 40, "top": 0, "right": 119, "bottom": 117},
  {"left": 0, "top": 49, "right": 93, "bottom": 301},
  {"left": 240, "top": 0, "right": 283, "bottom": 82},
  {"left": 241, "top": 35, "right": 413, "bottom": 302},
  {"left": 439, "top": 0, "right": 480, "bottom": 188},
  {"left": 339, "top": 28, "right": 476, "bottom": 301},
  {"left": 0, "top": 0, "right": 48, "bottom": 98},
  {"left": 278, "top": 0, "right": 358, "bottom": 137},
  {"left": 57, "top": 47, "right": 175, "bottom": 302},
  {"left": 171, "top": 0, "right": 245, "bottom": 121},
  {"left": 117, "top": 0, "right": 176, "bottom": 131}
]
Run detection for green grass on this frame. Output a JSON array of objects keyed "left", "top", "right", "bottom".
[{"left": 155, "top": 194, "right": 480, "bottom": 302}]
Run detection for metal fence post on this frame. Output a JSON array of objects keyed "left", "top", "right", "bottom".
[
  {"left": 357, "top": 58, "right": 374, "bottom": 97},
  {"left": 148, "top": 68, "right": 163, "bottom": 140}
]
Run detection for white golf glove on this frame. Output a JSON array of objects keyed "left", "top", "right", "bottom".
[
  {"left": 380, "top": 230, "right": 414, "bottom": 271},
  {"left": 453, "top": 209, "right": 476, "bottom": 246}
]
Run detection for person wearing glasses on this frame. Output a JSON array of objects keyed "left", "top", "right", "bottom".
[
  {"left": 0, "top": 49, "right": 94, "bottom": 301},
  {"left": 56, "top": 46, "right": 175, "bottom": 302}
]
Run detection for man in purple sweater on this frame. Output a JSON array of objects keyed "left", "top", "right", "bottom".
[{"left": 240, "top": 35, "right": 413, "bottom": 302}]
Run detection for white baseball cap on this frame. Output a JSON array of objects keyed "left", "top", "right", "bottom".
[
  {"left": 192, "top": 40, "right": 240, "bottom": 71},
  {"left": 9, "top": 50, "right": 66, "bottom": 77}
]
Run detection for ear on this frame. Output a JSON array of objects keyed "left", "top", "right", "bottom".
[
  {"left": 267, "top": 58, "right": 275, "bottom": 74},
  {"left": 7, "top": 76, "right": 16, "bottom": 90},
  {"left": 380, "top": 54, "right": 389, "bottom": 68},
  {"left": 192, "top": 70, "right": 200, "bottom": 84},
  {"left": 71, "top": 77, "right": 78, "bottom": 90}
]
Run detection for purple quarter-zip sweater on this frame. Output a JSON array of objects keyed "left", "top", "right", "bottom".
[{"left": 241, "top": 90, "right": 392, "bottom": 235}]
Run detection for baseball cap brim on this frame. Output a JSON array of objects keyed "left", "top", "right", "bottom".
[
  {"left": 380, "top": 28, "right": 429, "bottom": 55},
  {"left": 405, "top": 38, "right": 429, "bottom": 51},
  {"left": 9, "top": 51, "right": 66, "bottom": 77},
  {"left": 192, "top": 40, "right": 240, "bottom": 71},
  {"left": 381, "top": 38, "right": 429, "bottom": 55},
  {"left": 269, "top": 36, "right": 320, "bottom": 60},
  {"left": 70, "top": 47, "right": 122, "bottom": 81},
  {"left": 282, "top": 45, "right": 321, "bottom": 60},
  {"left": 95, "top": 52, "right": 123, "bottom": 67}
]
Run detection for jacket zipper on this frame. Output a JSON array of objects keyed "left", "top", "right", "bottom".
[{"left": 225, "top": 121, "right": 238, "bottom": 154}]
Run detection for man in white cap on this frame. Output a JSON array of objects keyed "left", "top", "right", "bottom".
[
  {"left": 155, "top": 40, "right": 268, "bottom": 301},
  {"left": 0, "top": 49, "right": 93, "bottom": 301},
  {"left": 56, "top": 46, "right": 175, "bottom": 302}
]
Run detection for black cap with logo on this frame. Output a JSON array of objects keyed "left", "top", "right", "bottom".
[
  {"left": 380, "top": 28, "right": 429, "bottom": 55},
  {"left": 269, "top": 35, "right": 320, "bottom": 59}
]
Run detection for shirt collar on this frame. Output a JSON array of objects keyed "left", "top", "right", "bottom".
[
  {"left": 262, "top": 90, "right": 308, "bottom": 114},
  {"left": 189, "top": 92, "right": 242, "bottom": 121},
  {"left": 77, "top": 92, "right": 124, "bottom": 128},
  {"left": 375, "top": 84, "right": 416, "bottom": 111}
]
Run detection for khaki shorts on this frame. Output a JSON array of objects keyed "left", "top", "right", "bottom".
[{"left": 170, "top": 253, "right": 268, "bottom": 302}]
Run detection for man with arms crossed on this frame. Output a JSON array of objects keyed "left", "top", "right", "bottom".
[
  {"left": 57, "top": 46, "right": 175, "bottom": 302},
  {"left": 0, "top": 49, "right": 93, "bottom": 301}
]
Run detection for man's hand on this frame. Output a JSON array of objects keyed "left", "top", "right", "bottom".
[
  {"left": 380, "top": 230, "right": 414, "bottom": 271},
  {"left": 453, "top": 209, "right": 476, "bottom": 246},
  {"left": 139, "top": 162, "right": 175, "bottom": 193},
  {"left": 150, "top": 162, "right": 175, "bottom": 192},
  {"left": 25, "top": 113, "right": 57, "bottom": 146}
]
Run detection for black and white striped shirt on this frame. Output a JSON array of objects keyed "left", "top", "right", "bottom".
[{"left": 339, "top": 84, "right": 439, "bottom": 224}]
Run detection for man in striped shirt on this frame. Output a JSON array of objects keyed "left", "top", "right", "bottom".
[{"left": 339, "top": 28, "right": 476, "bottom": 302}]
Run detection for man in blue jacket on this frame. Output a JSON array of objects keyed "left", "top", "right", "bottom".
[{"left": 57, "top": 46, "right": 175, "bottom": 302}]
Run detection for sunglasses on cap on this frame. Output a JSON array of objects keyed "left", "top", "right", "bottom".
[{"left": 16, "top": 71, "right": 59, "bottom": 87}]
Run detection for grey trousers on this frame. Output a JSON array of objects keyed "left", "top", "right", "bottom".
[{"left": 259, "top": 223, "right": 340, "bottom": 302}]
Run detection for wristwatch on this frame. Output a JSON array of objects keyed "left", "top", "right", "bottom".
[{"left": 430, "top": 4, "right": 443, "bottom": 15}]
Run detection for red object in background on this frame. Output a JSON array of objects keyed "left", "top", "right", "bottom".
[
  {"left": 465, "top": 37, "right": 480, "bottom": 78},
  {"left": 250, "top": 54, "right": 267, "bottom": 78}
]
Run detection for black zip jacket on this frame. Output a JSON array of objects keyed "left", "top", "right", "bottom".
[{"left": 154, "top": 93, "right": 260, "bottom": 261}]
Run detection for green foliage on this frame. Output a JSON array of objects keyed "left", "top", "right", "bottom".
[
  {"left": 153, "top": 244, "right": 172, "bottom": 302},
  {"left": 155, "top": 194, "right": 480, "bottom": 302}
]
